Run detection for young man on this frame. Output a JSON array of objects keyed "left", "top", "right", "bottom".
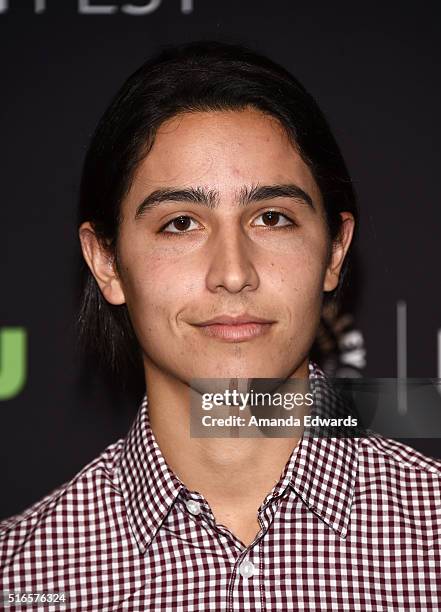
[{"left": 1, "top": 42, "right": 440, "bottom": 611}]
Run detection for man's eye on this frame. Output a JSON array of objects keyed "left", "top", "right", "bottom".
[
  {"left": 253, "top": 211, "right": 294, "bottom": 228},
  {"left": 160, "top": 215, "right": 200, "bottom": 233},
  {"left": 159, "top": 211, "right": 294, "bottom": 234}
]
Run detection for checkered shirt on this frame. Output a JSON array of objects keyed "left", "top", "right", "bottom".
[{"left": 1, "top": 362, "right": 441, "bottom": 611}]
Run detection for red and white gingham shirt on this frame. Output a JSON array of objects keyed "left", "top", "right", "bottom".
[{"left": 1, "top": 363, "right": 441, "bottom": 611}]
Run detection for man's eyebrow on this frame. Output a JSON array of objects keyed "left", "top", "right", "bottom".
[
  {"left": 238, "top": 183, "right": 314, "bottom": 209},
  {"left": 134, "top": 187, "right": 219, "bottom": 219},
  {"left": 134, "top": 183, "right": 314, "bottom": 220}
]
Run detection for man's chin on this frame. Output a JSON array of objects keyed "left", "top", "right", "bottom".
[{"left": 186, "top": 363, "right": 291, "bottom": 383}]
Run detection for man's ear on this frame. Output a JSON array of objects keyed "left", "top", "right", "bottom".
[
  {"left": 323, "top": 212, "right": 355, "bottom": 293},
  {"left": 78, "top": 222, "right": 126, "bottom": 305}
]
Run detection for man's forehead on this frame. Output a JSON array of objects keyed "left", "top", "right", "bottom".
[
  {"left": 125, "top": 109, "right": 321, "bottom": 213},
  {"left": 145, "top": 108, "right": 298, "bottom": 164}
]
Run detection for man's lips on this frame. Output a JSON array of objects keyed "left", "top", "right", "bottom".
[
  {"left": 192, "top": 314, "right": 275, "bottom": 342},
  {"left": 195, "top": 313, "right": 275, "bottom": 326}
]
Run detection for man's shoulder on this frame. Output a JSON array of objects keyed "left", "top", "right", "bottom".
[
  {"left": 0, "top": 438, "right": 125, "bottom": 557},
  {"left": 359, "top": 433, "right": 441, "bottom": 475},
  {"left": 357, "top": 434, "right": 441, "bottom": 521}
]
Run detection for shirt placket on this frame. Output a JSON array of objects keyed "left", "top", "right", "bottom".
[
  {"left": 179, "top": 485, "right": 285, "bottom": 611},
  {"left": 225, "top": 496, "right": 282, "bottom": 612}
]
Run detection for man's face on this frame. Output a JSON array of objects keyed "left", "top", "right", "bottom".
[{"left": 92, "top": 108, "right": 352, "bottom": 383}]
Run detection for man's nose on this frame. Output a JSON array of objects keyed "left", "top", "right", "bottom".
[{"left": 205, "top": 225, "right": 259, "bottom": 294}]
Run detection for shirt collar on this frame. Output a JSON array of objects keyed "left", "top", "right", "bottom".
[
  {"left": 119, "top": 361, "right": 359, "bottom": 554},
  {"left": 118, "top": 395, "right": 183, "bottom": 555},
  {"left": 288, "top": 361, "right": 360, "bottom": 539}
]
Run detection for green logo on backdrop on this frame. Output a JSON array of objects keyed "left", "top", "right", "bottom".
[{"left": 0, "top": 327, "right": 27, "bottom": 400}]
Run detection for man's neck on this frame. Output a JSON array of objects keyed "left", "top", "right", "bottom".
[{"left": 144, "top": 358, "right": 310, "bottom": 545}]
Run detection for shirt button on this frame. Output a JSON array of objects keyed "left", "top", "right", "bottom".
[
  {"left": 239, "top": 559, "right": 255, "bottom": 579},
  {"left": 185, "top": 500, "right": 201, "bottom": 516}
]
